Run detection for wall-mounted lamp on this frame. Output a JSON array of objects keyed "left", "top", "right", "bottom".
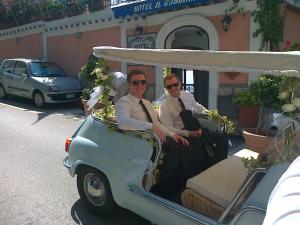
[
  {"left": 222, "top": 14, "right": 232, "bottom": 32},
  {"left": 135, "top": 25, "right": 144, "bottom": 39}
]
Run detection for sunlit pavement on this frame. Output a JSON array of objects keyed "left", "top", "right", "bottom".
[{"left": 0, "top": 96, "right": 85, "bottom": 120}]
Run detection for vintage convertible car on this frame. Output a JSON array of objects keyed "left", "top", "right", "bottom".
[{"left": 64, "top": 47, "right": 300, "bottom": 225}]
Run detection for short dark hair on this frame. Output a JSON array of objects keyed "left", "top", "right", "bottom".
[
  {"left": 127, "top": 69, "right": 146, "bottom": 82},
  {"left": 163, "top": 73, "right": 180, "bottom": 86}
]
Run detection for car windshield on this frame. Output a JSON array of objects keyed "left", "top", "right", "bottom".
[{"left": 29, "top": 62, "right": 66, "bottom": 77}]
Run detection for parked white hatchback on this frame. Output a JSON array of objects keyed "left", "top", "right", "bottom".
[{"left": 0, "top": 58, "right": 82, "bottom": 107}]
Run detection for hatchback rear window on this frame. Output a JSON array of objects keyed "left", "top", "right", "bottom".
[
  {"left": 2, "top": 60, "right": 15, "bottom": 73},
  {"left": 29, "top": 62, "right": 66, "bottom": 77}
]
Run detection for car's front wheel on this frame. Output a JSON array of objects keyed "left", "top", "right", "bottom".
[
  {"left": 0, "top": 85, "right": 6, "bottom": 99},
  {"left": 77, "top": 167, "right": 115, "bottom": 215},
  {"left": 33, "top": 91, "right": 45, "bottom": 107}
]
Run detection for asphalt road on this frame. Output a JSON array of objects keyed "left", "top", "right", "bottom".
[{"left": 0, "top": 96, "right": 151, "bottom": 225}]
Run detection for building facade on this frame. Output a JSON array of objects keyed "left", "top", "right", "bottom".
[{"left": 0, "top": 0, "right": 299, "bottom": 117}]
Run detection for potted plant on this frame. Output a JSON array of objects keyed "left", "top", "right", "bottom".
[
  {"left": 81, "top": 88, "right": 91, "bottom": 116},
  {"left": 240, "top": 74, "right": 284, "bottom": 153},
  {"left": 243, "top": 74, "right": 300, "bottom": 169},
  {"left": 233, "top": 89, "right": 259, "bottom": 129}
]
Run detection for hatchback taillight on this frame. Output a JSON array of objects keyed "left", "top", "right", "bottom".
[{"left": 65, "top": 137, "right": 72, "bottom": 152}]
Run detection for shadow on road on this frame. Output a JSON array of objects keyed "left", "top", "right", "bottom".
[
  {"left": 0, "top": 96, "right": 85, "bottom": 124},
  {"left": 70, "top": 199, "right": 152, "bottom": 225}
]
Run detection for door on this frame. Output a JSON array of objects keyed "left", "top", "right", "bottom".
[
  {"left": 165, "top": 26, "right": 209, "bottom": 108},
  {"left": 172, "top": 68, "right": 209, "bottom": 108},
  {"left": 11, "top": 61, "right": 31, "bottom": 97},
  {"left": 1, "top": 60, "right": 16, "bottom": 94}
]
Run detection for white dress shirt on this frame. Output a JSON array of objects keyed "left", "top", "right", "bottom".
[
  {"left": 159, "top": 90, "right": 207, "bottom": 137},
  {"left": 115, "top": 93, "right": 175, "bottom": 137},
  {"left": 262, "top": 156, "right": 300, "bottom": 225}
]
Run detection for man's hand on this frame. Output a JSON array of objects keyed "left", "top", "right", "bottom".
[
  {"left": 172, "top": 134, "right": 189, "bottom": 146},
  {"left": 152, "top": 124, "right": 166, "bottom": 143},
  {"left": 188, "top": 129, "right": 202, "bottom": 138}
]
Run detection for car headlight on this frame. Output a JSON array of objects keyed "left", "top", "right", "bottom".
[{"left": 49, "top": 85, "right": 60, "bottom": 92}]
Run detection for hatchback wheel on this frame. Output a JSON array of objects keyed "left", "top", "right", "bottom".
[
  {"left": 33, "top": 91, "right": 45, "bottom": 107},
  {"left": 77, "top": 167, "right": 115, "bottom": 215},
  {"left": 0, "top": 85, "right": 6, "bottom": 99}
]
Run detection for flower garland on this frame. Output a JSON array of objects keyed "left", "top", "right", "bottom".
[
  {"left": 91, "top": 59, "right": 116, "bottom": 124},
  {"left": 278, "top": 76, "right": 300, "bottom": 119},
  {"left": 207, "top": 110, "right": 235, "bottom": 134}
]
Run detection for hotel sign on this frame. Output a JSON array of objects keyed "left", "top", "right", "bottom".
[
  {"left": 112, "top": 0, "right": 209, "bottom": 18},
  {"left": 127, "top": 33, "right": 156, "bottom": 49}
]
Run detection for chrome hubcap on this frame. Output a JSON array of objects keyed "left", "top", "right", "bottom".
[
  {"left": 0, "top": 87, "right": 4, "bottom": 98},
  {"left": 84, "top": 173, "right": 106, "bottom": 206},
  {"left": 34, "top": 93, "right": 43, "bottom": 106}
]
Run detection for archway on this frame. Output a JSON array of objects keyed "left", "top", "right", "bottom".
[{"left": 155, "top": 15, "right": 219, "bottom": 109}]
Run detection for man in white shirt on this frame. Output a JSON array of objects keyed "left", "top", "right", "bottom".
[
  {"left": 159, "top": 73, "right": 228, "bottom": 166},
  {"left": 116, "top": 70, "right": 200, "bottom": 198}
]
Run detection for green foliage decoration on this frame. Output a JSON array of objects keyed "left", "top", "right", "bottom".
[
  {"left": 79, "top": 58, "right": 98, "bottom": 85},
  {"left": 226, "top": 0, "right": 244, "bottom": 13},
  {"left": 162, "top": 67, "right": 171, "bottom": 78},
  {"left": 278, "top": 75, "right": 300, "bottom": 119},
  {"left": 207, "top": 110, "right": 235, "bottom": 134},
  {"left": 252, "top": 0, "right": 285, "bottom": 51},
  {"left": 91, "top": 59, "right": 116, "bottom": 125}
]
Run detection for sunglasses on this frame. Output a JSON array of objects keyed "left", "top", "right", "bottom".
[
  {"left": 166, "top": 82, "right": 179, "bottom": 89},
  {"left": 132, "top": 80, "right": 146, "bottom": 86}
]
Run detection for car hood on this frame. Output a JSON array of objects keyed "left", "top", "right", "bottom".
[{"left": 32, "top": 76, "right": 82, "bottom": 91}]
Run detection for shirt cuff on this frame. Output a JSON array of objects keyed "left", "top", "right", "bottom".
[{"left": 182, "top": 130, "right": 189, "bottom": 137}]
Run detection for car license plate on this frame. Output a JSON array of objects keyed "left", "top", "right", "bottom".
[{"left": 66, "top": 94, "right": 75, "bottom": 99}]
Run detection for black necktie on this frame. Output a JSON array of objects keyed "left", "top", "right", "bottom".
[
  {"left": 178, "top": 98, "right": 186, "bottom": 111},
  {"left": 139, "top": 99, "right": 153, "bottom": 123}
]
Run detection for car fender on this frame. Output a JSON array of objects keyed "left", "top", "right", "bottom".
[{"left": 68, "top": 118, "right": 154, "bottom": 206}]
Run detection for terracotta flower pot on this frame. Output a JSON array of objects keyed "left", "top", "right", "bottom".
[
  {"left": 81, "top": 99, "right": 91, "bottom": 116},
  {"left": 81, "top": 99, "right": 104, "bottom": 116},
  {"left": 238, "top": 106, "right": 260, "bottom": 129},
  {"left": 242, "top": 128, "right": 274, "bottom": 154}
]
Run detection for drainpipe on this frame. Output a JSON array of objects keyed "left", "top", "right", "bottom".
[{"left": 42, "top": 23, "right": 48, "bottom": 60}]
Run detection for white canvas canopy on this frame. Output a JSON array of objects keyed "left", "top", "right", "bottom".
[{"left": 93, "top": 46, "right": 300, "bottom": 77}]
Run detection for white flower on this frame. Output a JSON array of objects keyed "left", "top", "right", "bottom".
[
  {"left": 94, "top": 68, "right": 103, "bottom": 76},
  {"left": 278, "top": 92, "right": 288, "bottom": 99},
  {"left": 282, "top": 104, "right": 296, "bottom": 112},
  {"left": 291, "top": 98, "right": 300, "bottom": 108},
  {"left": 100, "top": 74, "right": 109, "bottom": 81}
]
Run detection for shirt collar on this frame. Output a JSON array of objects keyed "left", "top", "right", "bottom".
[
  {"left": 166, "top": 92, "right": 181, "bottom": 101},
  {"left": 128, "top": 93, "right": 142, "bottom": 103}
]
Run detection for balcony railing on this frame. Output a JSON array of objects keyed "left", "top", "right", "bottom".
[
  {"left": 0, "top": 0, "right": 232, "bottom": 30},
  {"left": 0, "top": 0, "right": 112, "bottom": 30}
]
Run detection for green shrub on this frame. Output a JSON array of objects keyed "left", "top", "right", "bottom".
[
  {"left": 81, "top": 88, "right": 90, "bottom": 100},
  {"left": 233, "top": 90, "right": 257, "bottom": 107}
]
